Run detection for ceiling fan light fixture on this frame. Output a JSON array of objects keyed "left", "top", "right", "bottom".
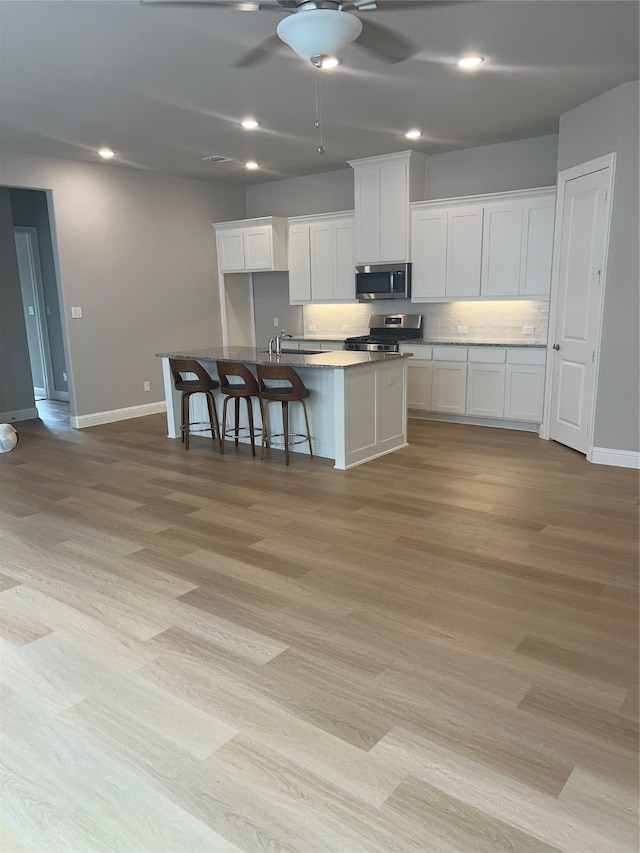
[
  {"left": 310, "top": 54, "right": 341, "bottom": 69},
  {"left": 245, "top": 160, "right": 259, "bottom": 170},
  {"left": 241, "top": 117, "right": 260, "bottom": 129},
  {"left": 276, "top": 9, "right": 362, "bottom": 63},
  {"left": 457, "top": 55, "right": 484, "bottom": 70},
  {"left": 98, "top": 147, "right": 114, "bottom": 159},
  {"left": 405, "top": 129, "right": 421, "bottom": 140}
]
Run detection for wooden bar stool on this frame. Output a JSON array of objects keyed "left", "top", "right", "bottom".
[
  {"left": 257, "top": 364, "right": 313, "bottom": 465},
  {"left": 216, "top": 361, "right": 262, "bottom": 457},
  {"left": 169, "top": 358, "right": 221, "bottom": 451}
]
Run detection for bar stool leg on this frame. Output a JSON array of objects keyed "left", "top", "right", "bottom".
[
  {"left": 261, "top": 400, "right": 271, "bottom": 460},
  {"left": 301, "top": 399, "right": 314, "bottom": 458},
  {"left": 184, "top": 392, "right": 191, "bottom": 450},
  {"left": 245, "top": 396, "right": 256, "bottom": 457},
  {"left": 282, "top": 400, "right": 289, "bottom": 466},
  {"left": 220, "top": 395, "right": 230, "bottom": 455},
  {"left": 205, "top": 391, "right": 221, "bottom": 451},
  {"left": 234, "top": 398, "right": 240, "bottom": 447}
]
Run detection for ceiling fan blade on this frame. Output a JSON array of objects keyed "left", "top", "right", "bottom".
[
  {"left": 356, "top": 17, "right": 418, "bottom": 63},
  {"left": 348, "top": 0, "right": 469, "bottom": 9},
  {"left": 140, "top": 0, "right": 284, "bottom": 9},
  {"left": 233, "top": 33, "right": 283, "bottom": 67}
]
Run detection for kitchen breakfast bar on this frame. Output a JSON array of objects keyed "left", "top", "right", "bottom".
[{"left": 157, "top": 347, "right": 412, "bottom": 469}]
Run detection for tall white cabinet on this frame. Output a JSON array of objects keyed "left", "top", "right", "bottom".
[{"left": 348, "top": 150, "right": 427, "bottom": 264}]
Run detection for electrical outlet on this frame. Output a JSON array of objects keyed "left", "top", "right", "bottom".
[
  {"left": 71, "top": 306, "right": 83, "bottom": 319},
  {"left": 273, "top": 317, "right": 279, "bottom": 327},
  {"left": 62, "top": 372, "right": 67, "bottom": 382},
  {"left": 143, "top": 381, "right": 151, "bottom": 392},
  {"left": 308, "top": 324, "right": 317, "bottom": 332},
  {"left": 456, "top": 325, "right": 468, "bottom": 334},
  {"left": 522, "top": 326, "right": 535, "bottom": 335},
  {"left": 341, "top": 324, "right": 350, "bottom": 332}
]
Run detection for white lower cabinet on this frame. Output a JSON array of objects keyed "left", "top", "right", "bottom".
[
  {"left": 466, "top": 363, "right": 506, "bottom": 417},
  {"left": 401, "top": 344, "right": 546, "bottom": 426},
  {"left": 504, "top": 349, "right": 546, "bottom": 421},
  {"left": 407, "top": 360, "right": 433, "bottom": 410}
]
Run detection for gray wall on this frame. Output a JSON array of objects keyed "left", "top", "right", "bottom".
[
  {"left": 252, "top": 273, "right": 303, "bottom": 351},
  {"left": 0, "top": 188, "right": 36, "bottom": 417},
  {"left": 10, "top": 189, "right": 68, "bottom": 395},
  {"left": 0, "top": 152, "right": 245, "bottom": 418},
  {"left": 558, "top": 81, "right": 639, "bottom": 453},
  {"left": 424, "top": 135, "right": 559, "bottom": 200},
  {"left": 246, "top": 169, "right": 354, "bottom": 218}
]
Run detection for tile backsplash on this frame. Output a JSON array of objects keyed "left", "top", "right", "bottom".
[{"left": 303, "top": 300, "right": 549, "bottom": 343}]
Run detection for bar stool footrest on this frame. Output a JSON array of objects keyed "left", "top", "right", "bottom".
[{"left": 266, "top": 432, "right": 311, "bottom": 448}]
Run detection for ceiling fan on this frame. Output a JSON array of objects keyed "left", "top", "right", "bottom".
[{"left": 142, "top": 0, "right": 455, "bottom": 67}]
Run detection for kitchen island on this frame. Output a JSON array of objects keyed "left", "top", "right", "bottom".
[{"left": 156, "top": 347, "right": 411, "bottom": 469}]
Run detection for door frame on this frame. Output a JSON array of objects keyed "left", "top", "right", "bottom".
[
  {"left": 540, "top": 152, "right": 616, "bottom": 460},
  {"left": 14, "top": 226, "right": 57, "bottom": 400}
]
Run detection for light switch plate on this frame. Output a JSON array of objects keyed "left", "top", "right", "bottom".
[
  {"left": 457, "top": 325, "right": 468, "bottom": 334},
  {"left": 71, "top": 306, "right": 83, "bottom": 319},
  {"left": 522, "top": 326, "right": 535, "bottom": 335}
]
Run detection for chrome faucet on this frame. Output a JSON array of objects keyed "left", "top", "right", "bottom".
[{"left": 273, "top": 329, "right": 292, "bottom": 355}]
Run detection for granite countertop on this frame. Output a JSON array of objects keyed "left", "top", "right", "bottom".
[
  {"left": 408, "top": 339, "right": 547, "bottom": 348},
  {"left": 156, "top": 346, "right": 410, "bottom": 370},
  {"left": 293, "top": 335, "right": 546, "bottom": 349}
]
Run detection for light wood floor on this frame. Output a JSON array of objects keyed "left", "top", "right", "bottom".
[{"left": 1, "top": 409, "right": 638, "bottom": 853}]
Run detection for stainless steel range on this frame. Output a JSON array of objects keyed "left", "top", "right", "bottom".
[{"left": 344, "top": 314, "right": 423, "bottom": 352}]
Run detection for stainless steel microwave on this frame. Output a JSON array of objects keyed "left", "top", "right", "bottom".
[{"left": 355, "top": 263, "right": 411, "bottom": 301}]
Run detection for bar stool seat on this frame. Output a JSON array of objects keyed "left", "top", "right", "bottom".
[
  {"left": 216, "top": 361, "right": 262, "bottom": 457},
  {"left": 257, "top": 364, "right": 313, "bottom": 465},
  {"left": 169, "top": 358, "right": 221, "bottom": 451}
]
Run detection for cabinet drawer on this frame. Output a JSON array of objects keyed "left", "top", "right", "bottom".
[
  {"left": 401, "top": 344, "right": 432, "bottom": 359},
  {"left": 507, "top": 348, "right": 546, "bottom": 365},
  {"left": 433, "top": 346, "right": 467, "bottom": 362},
  {"left": 468, "top": 347, "right": 506, "bottom": 363}
]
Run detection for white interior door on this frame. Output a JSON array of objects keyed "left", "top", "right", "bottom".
[{"left": 548, "top": 165, "right": 611, "bottom": 454}]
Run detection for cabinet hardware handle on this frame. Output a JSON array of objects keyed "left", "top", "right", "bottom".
[{"left": 552, "top": 343, "right": 560, "bottom": 351}]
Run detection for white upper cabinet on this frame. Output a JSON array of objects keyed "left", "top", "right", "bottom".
[
  {"left": 411, "top": 188, "right": 556, "bottom": 301},
  {"left": 287, "top": 212, "right": 355, "bottom": 304},
  {"left": 349, "top": 151, "right": 426, "bottom": 265},
  {"left": 214, "top": 216, "right": 288, "bottom": 273}
]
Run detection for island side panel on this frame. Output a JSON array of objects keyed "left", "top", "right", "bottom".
[
  {"left": 161, "top": 357, "right": 181, "bottom": 439},
  {"left": 341, "top": 359, "right": 408, "bottom": 468}
]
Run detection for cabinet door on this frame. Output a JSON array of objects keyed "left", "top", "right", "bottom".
[
  {"left": 379, "top": 158, "right": 408, "bottom": 262},
  {"left": 411, "top": 209, "right": 447, "bottom": 299},
  {"left": 333, "top": 218, "right": 355, "bottom": 301},
  {"left": 288, "top": 224, "right": 311, "bottom": 303},
  {"left": 520, "top": 197, "right": 555, "bottom": 296},
  {"left": 466, "top": 363, "right": 506, "bottom": 417},
  {"left": 407, "top": 361, "right": 432, "bottom": 411},
  {"left": 309, "top": 222, "right": 334, "bottom": 301},
  {"left": 504, "top": 364, "right": 545, "bottom": 421},
  {"left": 353, "top": 164, "right": 381, "bottom": 264},
  {"left": 431, "top": 362, "right": 467, "bottom": 414},
  {"left": 481, "top": 202, "right": 523, "bottom": 297},
  {"left": 218, "top": 230, "right": 245, "bottom": 272},
  {"left": 446, "top": 206, "right": 482, "bottom": 297},
  {"left": 244, "top": 226, "right": 273, "bottom": 270}
]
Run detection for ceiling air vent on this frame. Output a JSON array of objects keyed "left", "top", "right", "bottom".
[{"left": 202, "top": 154, "right": 233, "bottom": 163}]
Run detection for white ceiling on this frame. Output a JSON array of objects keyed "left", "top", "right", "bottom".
[{"left": 0, "top": 1, "right": 637, "bottom": 185}]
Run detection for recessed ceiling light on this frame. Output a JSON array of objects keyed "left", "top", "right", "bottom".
[
  {"left": 98, "top": 147, "right": 114, "bottom": 159},
  {"left": 457, "top": 55, "right": 484, "bottom": 69},
  {"left": 405, "top": 129, "right": 422, "bottom": 140},
  {"left": 310, "top": 54, "right": 341, "bottom": 70},
  {"left": 245, "top": 160, "right": 259, "bottom": 170},
  {"left": 241, "top": 118, "right": 259, "bottom": 130}
]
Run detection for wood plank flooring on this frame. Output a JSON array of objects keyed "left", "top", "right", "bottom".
[{"left": 1, "top": 407, "right": 638, "bottom": 853}]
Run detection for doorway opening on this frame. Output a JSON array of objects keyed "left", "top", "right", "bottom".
[{"left": 6, "top": 188, "right": 70, "bottom": 428}]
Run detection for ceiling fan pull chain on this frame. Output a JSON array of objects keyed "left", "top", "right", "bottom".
[{"left": 314, "top": 70, "right": 325, "bottom": 154}]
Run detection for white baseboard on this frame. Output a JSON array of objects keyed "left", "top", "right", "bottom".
[
  {"left": 71, "top": 401, "right": 166, "bottom": 429},
  {"left": 0, "top": 407, "right": 39, "bottom": 423},
  {"left": 589, "top": 446, "right": 640, "bottom": 469}
]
